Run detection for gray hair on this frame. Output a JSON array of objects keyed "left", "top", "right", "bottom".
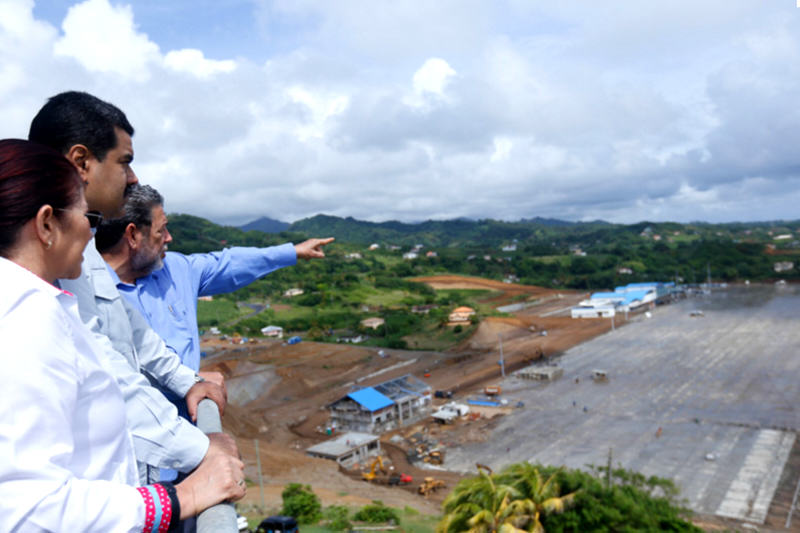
[{"left": 95, "top": 184, "right": 164, "bottom": 253}]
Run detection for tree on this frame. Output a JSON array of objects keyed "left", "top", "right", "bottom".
[
  {"left": 495, "top": 463, "right": 577, "bottom": 532},
  {"left": 439, "top": 463, "right": 699, "bottom": 533},
  {"left": 438, "top": 465, "right": 532, "bottom": 533},
  {"left": 280, "top": 483, "right": 322, "bottom": 525}
]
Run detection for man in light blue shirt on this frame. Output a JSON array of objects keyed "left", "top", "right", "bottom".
[{"left": 96, "top": 184, "right": 333, "bottom": 479}]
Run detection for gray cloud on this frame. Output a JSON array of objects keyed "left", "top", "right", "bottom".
[{"left": 3, "top": 0, "right": 800, "bottom": 226}]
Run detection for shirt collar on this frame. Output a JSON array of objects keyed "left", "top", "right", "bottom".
[
  {"left": 0, "top": 257, "right": 69, "bottom": 309},
  {"left": 104, "top": 261, "right": 132, "bottom": 289}
]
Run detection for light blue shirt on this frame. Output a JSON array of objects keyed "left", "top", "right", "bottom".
[
  {"left": 60, "top": 240, "right": 209, "bottom": 484},
  {"left": 117, "top": 244, "right": 296, "bottom": 481},
  {"left": 118, "top": 244, "right": 296, "bottom": 374}
]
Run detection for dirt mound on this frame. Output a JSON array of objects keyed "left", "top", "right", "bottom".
[
  {"left": 466, "top": 317, "right": 534, "bottom": 350},
  {"left": 410, "top": 274, "right": 568, "bottom": 308}
]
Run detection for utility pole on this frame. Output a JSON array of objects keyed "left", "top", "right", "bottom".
[
  {"left": 606, "top": 447, "right": 613, "bottom": 490},
  {"left": 254, "top": 439, "right": 265, "bottom": 509},
  {"left": 498, "top": 333, "right": 506, "bottom": 378}
]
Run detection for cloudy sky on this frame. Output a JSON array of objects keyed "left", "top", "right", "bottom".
[{"left": 2, "top": 0, "right": 800, "bottom": 225}]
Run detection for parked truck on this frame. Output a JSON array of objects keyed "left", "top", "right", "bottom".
[{"left": 432, "top": 402, "right": 470, "bottom": 424}]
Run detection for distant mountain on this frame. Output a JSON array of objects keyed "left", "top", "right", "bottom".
[
  {"left": 288, "top": 214, "right": 608, "bottom": 247},
  {"left": 518, "top": 216, "right": 577, "bottom": 226},
  {"left": 239, "top": 216, "right": 290, "bottom": 233}
]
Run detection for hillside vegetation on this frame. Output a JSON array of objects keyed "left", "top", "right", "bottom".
[{"left": 168, "top": 212, "right": 800, "bottom": 342}]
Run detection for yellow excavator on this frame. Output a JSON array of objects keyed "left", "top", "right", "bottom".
[{"left": 361, "top": 456, "right": 387, "bottom": 482}]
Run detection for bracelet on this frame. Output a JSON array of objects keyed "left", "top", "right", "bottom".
[
  {"left": 136, "top": 482, "right": 181, "bottom": 533},
  {"left": 160, "top": 482, "right": 182, "bottom": 532}
]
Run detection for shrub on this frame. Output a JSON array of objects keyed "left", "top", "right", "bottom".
[
  {"left": 280, "top": 483, "right": 322, "bottom": 524},
  {"left": 324, "top": 505, "right": 351, "bottom": 531},
  {"left": 353, "top": 500, "right": 399, "bottom": 524}
]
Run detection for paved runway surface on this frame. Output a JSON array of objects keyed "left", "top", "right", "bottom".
[{"left": 446, "top": 285, "right": 800, "bottom": 523}]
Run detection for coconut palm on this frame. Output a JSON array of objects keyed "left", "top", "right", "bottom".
[
  {"left": 438, "top": 464, "right": 522, "bottom": 533},
  {"left": 498, "top": 462, "right": 578, "bottom": 530},
  {"left": 438, "top": 463, "right": 579, "bottom": 533},
  {"left": 440, "top": 463, "right": 572, "bottom": 533}
]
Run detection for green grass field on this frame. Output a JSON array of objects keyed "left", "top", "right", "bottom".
[{"left": 197, "top": 298, "right": 249, "bottom": 327}]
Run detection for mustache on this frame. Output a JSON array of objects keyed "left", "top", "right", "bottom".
[{"left": 123, "top": 183, "right": 137, "bottom": 198}]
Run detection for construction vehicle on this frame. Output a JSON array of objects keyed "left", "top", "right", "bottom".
[
  {"left": 484, "top": 385, "right": 502, "bottom": 396},
  {"left": 418, "top": 477, "right": 446, "bottom": 496},
  {"left": 361, "top": 456, "right": 387, "bottom": 482},
  {"left": 388, "top": 473, "right": 413, "bottom": 485},
  {"left": 424, "top": 450, "right": 444, "bottom": 465}
]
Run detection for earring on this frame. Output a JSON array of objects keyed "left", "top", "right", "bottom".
[{"left": 46, "top": 241, "right": 52, "bottom": 249}]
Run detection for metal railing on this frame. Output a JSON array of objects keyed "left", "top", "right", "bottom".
[{"left": 196, "top": 399, "right": 239, "bottom": 533}]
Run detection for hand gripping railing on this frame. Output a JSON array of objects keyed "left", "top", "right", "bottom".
[{"left": 196, "top": 399, "right": 239, "bottom": 533}]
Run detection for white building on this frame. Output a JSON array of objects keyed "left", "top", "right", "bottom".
[
  {"left": 260, "top": 325, "right": 284, "bottom": 338},
  {"left": 305, "top": 432, "right": 380, "bottom": 467},
  {"left": 284, "top": 288, "right": 304, "bottom": 297},
  {"left": 328, "top": 374, "right": 432, "bottom": 434}
]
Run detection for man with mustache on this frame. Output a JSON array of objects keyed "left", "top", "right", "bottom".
[{"left": 96, "top": 184, "right": 333, "bottom": 481}]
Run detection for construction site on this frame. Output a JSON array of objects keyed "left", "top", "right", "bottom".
[{"left": 204, "top": 277, "right": 800, "bottom": 530}]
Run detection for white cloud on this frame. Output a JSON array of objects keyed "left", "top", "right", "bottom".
[
  {"left": 164, "top": 49, "right": 237, "bottom": 78},
  {"left": 3, "top": 0, "right": 800, "bottom": 225},
  {"left": 412, "top": 58, "right": 456, "bottom": 97},
  {"left": 53, "top": 0, "right": 160, "bottom": 80},
  {"left": 286, "top": 86, "right": 349, "bottom": 140},
  {"left": 490, "top": 137, "right": 512, "bottom": 162}
]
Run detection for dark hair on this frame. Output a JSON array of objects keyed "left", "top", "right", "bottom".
[
  {"left": 28, "top": 91, "right": 134, "bottom": 161},
  {"left": 0, "top": 139, "right": 83, "bottom": 256},
  {"left": 95, "top": 184, "right": 164, "bottom": 253}
]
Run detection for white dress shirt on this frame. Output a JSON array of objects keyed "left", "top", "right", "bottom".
[
  {"left": 0, "top": 257, "right": 145, "bottom": 532},
  {"left": 59, "top": 241, "right": 209, "bottom": 482}
]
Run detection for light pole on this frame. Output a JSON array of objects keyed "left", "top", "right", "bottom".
[{"left": 498, "top": 333, "right": 506, "bottom": 378}]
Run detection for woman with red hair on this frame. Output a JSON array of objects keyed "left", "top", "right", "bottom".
[{"left": 0, "top": 139, "right": 245, "bottom": 532}]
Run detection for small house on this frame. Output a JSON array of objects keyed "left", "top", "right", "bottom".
[
  {"left": 360, "top": 317, "right": 385, "bottom": 330},
  {"left": 284, "top": 288, "right": 304, "bottom": 297},
  {"left": 260, "top": 325, "right": 284, "bottom": 338},
  {"left": 448, "top": 306, "right": 476, "bottom": 324},
  {"left": 305, "top": 432, "right": 380, "bottom": 467}
]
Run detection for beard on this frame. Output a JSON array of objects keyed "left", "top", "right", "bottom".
[{"left": 130, "top": 245, "right": 163, "bottom": 277}]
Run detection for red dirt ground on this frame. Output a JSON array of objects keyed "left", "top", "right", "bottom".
[{"left": 204, "top": 275, "right": 621, "bottom": 514}]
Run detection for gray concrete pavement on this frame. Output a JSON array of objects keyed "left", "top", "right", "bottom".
[{"left": 445, "top": 285, "right": 800, "bottom": 523}]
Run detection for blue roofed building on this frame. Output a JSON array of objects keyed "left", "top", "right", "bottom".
[
  {"left": 571, "top": 281, "right": 678, "bottom": 318},
  {"left": 328, "top": 374, "right": 432, "bottom": 434}
]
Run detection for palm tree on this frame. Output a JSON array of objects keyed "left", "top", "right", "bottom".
[
  {"left": 438, "top": 464, "right": 524, "bottom": 533},
  {"left": 498, "top": 462, "right": 578, "bottom": 531},
  {"left": 438, "top": 463, "right": 578, "bottom": 533}
]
